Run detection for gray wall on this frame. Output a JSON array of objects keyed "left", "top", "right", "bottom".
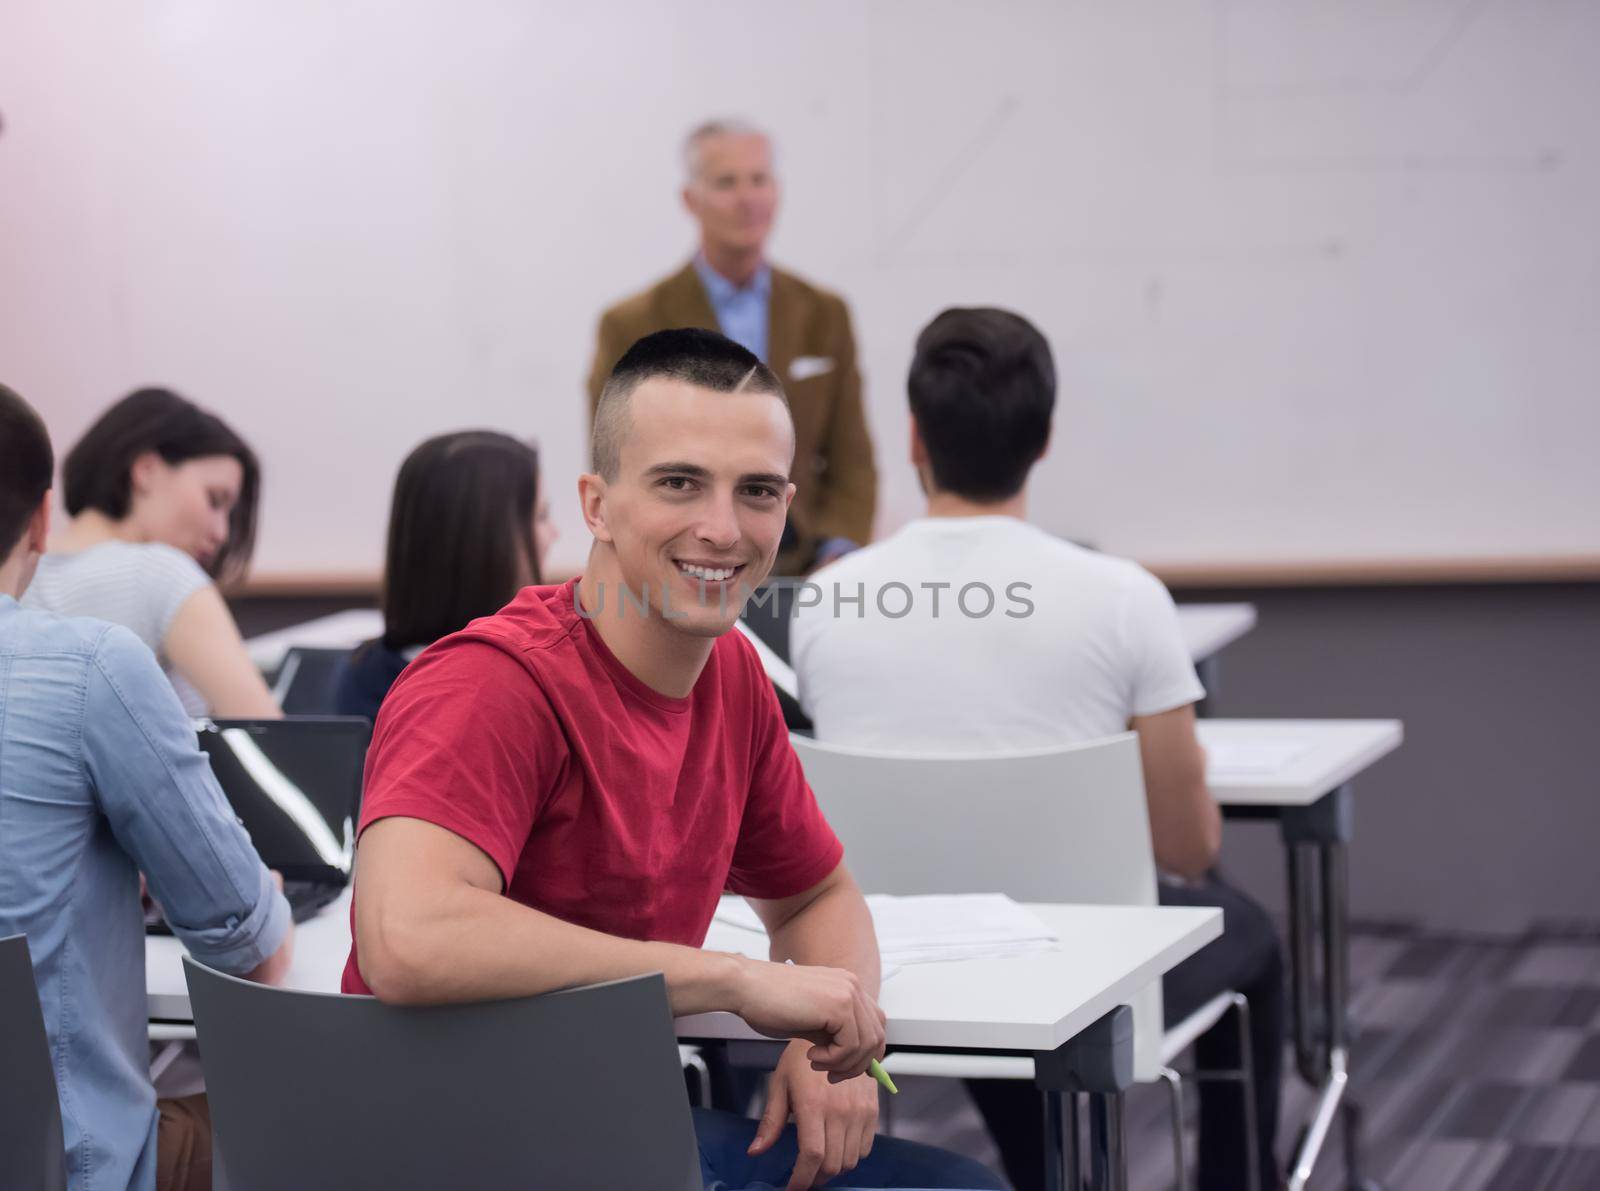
[
  {"left": 1185, "top": 582, "right": 1600, "bottom": 937},
  {"left": 234, "top": 581, "right": 1600, "bottom": 937}
]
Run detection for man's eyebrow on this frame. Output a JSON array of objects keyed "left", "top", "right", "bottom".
[
  {"left": 644, "top": 462, "right": 713, "bottom": 480},
  {"left": 642, "top": 462, "right": 790, "bottom": 486}
]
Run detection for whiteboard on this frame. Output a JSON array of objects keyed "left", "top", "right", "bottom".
[{"left": 3, "top": 0, "right": 1596, "bottom": 580}]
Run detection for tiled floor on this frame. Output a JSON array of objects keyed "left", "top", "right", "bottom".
[{"left": 884, "top": 927, "right": 1600, "bottom": 1190}]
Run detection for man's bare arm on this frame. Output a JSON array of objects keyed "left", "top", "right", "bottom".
[
  {"left": 745, "top": 863, "right": 887, "bottom": 1187},
  {"left": 747, "top": 863, "right": 881, "bottom": 997},
  {"left": 1130, "top": 703, "right": 1221, "bottom": 880},
  {"left": 353, "top": 818, "right": 883, "bottom": 1075}
]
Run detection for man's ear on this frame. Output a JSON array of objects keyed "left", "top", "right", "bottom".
[
  {"left": 909, "top": 417, "right": 928, "bottom": 466},
  {"left": 1036, "top": 423, "right": 1053, "bottom": 464},
  {"left": 577, "top": 473, "right": 613, "bottom": 544},
  {"left": 28, "top": 491, "right": 51, "bottom": 554}
]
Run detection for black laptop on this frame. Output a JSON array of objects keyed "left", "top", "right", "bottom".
[{"left": 145, "top": 716, "right": 369, "bottom": 933}]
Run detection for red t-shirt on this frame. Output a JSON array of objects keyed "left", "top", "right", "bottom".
[{"left": 341, "top": 579, "right": 842, "bottom": 994}]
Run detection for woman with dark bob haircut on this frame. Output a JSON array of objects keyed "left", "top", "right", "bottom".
[
  {"left": 24, "top": 388, "right": 280, "bottom": 717},
  {"left": 334, "top": 430, "right": 555, "bottom": 722}
]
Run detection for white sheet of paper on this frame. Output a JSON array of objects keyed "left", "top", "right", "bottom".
[
  {"left": 711, "top": 892, "right": 1059, "bottom": 968},
  {"left": 1207, "top": 740, "right": 1309, "bottom": 775}
]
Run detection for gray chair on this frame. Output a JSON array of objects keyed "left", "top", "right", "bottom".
[
  {"left": 184, "top": 960, "right": 701, "bottom": 1191},
  {"left": 0, "top": 934, "right": 68, "bottom": 1191},
  {"left": 270, "top": 646, "right": 353, "bottom": 715}
]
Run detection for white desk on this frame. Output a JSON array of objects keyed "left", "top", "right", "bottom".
[
  {"left": 250, "top": 603, "right": 1254, "bottom": 708},
  {"left": 1176, "top": 602, "right": 1257, "bottom": 706},
  {"left": 245, "top": 609, "right": 383, "bottom": 672},
  {"left": 732, "top": 603, "right": 1257, "bottom": 712},
  {"left": 250, "top": 603, "right": 1252, "bottom": 673},
  {"left": 149, "top": 896, "right": 1217, "bottom": 1053},
  {"left": 1201, "top": 718, "right": 1403, "bottom": 1191},
  {"left": 149, "top": 897, "right": 1218, "bottom": 1191},
  {"left": 1202, "top": 718, "right": 1402, "bottom": 807},
  {"left": 1175, "top": 603, "right": 1256, "bottom": 665},
  {"left": 686, "top": 903, "right": 1218, "bottom": 1055}
]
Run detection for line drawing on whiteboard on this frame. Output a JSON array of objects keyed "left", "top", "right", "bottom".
[
  {"left": 1215, "top": 0, "right": 1494, "bottom": 100},
  {"left": 1210, "top": 0, "right": 1564, "bottom": 175},
  {"left": 873, "top": 94, "right": 1022, "bottom": 263}
]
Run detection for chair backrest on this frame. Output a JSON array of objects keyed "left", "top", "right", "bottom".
[
  {"left": 0, "top": 935, "right": 68, "bottom": 1191},
  {"left": 791, "top": 731, "right": 1167, "bottom": 1079},
  {"left": 271, "top": 646, "right": 352, "bottom": 715},
  {"left": 185, "top": 962, "right": 701, "bottom": 1191}
]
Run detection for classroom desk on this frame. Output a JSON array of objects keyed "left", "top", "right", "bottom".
[
  {"left": 731, "top": 603, "right": 1255, "bottom": 717},
  {"left": 249, "top": 602, "right": 1254, "bottom": 673},
  {"left": 245, "top": 608, "right": 383, "bottom": 671},
  {"left": 1202, "top": 718, "right": 1404, "bottom": 1191},
  {"left": 148, "top": 896, "right": 1219, "bottom": 1191},
  {"left": 1175, "top": 602, "right": 1256, "bottom": 664},
  {"left": 1175, "top": 602, "right": 1257, "bottom": 701}
]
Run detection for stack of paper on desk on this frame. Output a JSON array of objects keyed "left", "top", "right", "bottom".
[{"left": 713, "top": 893, "right": 1059, "bottom": 967}]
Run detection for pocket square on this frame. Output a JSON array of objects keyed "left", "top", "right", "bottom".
[{"left": 789, "top": 355, "right": 835, "bottom": 381}]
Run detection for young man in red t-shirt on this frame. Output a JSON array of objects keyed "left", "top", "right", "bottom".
[{"left": 342, "top": 329, "right": 1003, "bottom": 1191}]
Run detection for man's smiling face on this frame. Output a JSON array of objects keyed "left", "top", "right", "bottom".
[{"left": 596, "top": 377, "right": 795, "bottom": 637}]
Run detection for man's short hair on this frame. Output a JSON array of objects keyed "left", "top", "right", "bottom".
[
  {"left": 908, "top": 308, "right": 1056, "bottom": 502},
  {"left": 0, "top": 383, "right": 54, "bottom": 556},
  {"left": 682, "top": 118, "right": 770, "bottom": 183},
  {"left": 592, "top": 329, "right": 787, "bottom": 480}
]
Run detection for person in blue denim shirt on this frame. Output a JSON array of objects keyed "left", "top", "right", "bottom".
[{"left": 0, "top": 384, "right": 294, "bottom": 1191}]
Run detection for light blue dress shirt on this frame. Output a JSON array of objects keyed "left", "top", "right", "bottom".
[
  {"left": 0, "top": 594, "right": 290, "bottom": 1191},
  {"left": 694, "top": 254, "right": 772, "bottom": 363}
]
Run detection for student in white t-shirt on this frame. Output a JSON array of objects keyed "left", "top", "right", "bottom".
[{"left": 791, "top": 308, "right": 1282, "bottom": 1191}]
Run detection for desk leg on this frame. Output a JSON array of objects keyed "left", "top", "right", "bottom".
[
  {"left": 1282, "top": 785, "right": 1369, "bottom": 1191},
  {"left": 1194, "top": 656, "right": 1219, "bottom": 717},
  {"left": 1035, "top": 1006, "right": 1133, "bottom": 1191},
  {"left": 1287, "top": 842, "right": 1324, "bottom": 1082},
  {"left": 1043, "top": 1090, "right": 1073, "bottom": 1191},
  {"left": 1087, "top": 1091, "right": 1128, "bottom": 1191},
  {"left": 1067, "top": 1092, "right": 1082, "bottom": 1190}
]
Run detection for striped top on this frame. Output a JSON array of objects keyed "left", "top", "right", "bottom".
[{"left": 22, "top": 541, "right": 213, "bottom": 716}]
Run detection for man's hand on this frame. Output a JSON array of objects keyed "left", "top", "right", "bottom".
[
  {"left": 733, "top": 958, "right": 886, "bottom": 1080},
  {"left": 749, "top": 1039, "right": 880, "bottom": 1190}
]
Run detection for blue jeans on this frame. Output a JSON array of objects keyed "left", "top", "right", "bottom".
[{"left": 693, "top": 1108, "right": 1006, "bottom": 1190}]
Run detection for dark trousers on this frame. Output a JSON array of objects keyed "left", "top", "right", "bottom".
[
  {"left": 967, "top": 875, "right": 1284, "bottom": 1191},
  {"left": 694, "top": 1107, "right": 1007, "bottom": 1189},
  {"left": 156, "top": 1094, "right": 212, "bottom": 1191}
]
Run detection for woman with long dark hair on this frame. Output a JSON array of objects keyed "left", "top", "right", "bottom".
[
  {"left": 334, "top": 430, "right": 554, "bottom": 722},
  {"left": 25, "top": 388, "right": 278, "bottom": 717}
]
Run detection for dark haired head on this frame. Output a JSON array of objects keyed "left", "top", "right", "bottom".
[
  {"left": 908, "top": 308, "right": 1055, "bottom": 502},
  {"left": 0, "top": 383, "right": 54, "bottom": 559},
  {"left": 592, "top": 328, "right": 786, "bottom": 480},
  {"left": 62, "top": 388, "right": 260, "bottom": 582},
  {"left": 381, "top": 431, "right": 542, "bottom": 649}
]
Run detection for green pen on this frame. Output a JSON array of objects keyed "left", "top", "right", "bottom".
[{"left": 783, "top": 958, "right": 897, "bottom": 1094}]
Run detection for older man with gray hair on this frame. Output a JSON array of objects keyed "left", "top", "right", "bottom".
[{"left": 587, "top": 119, "right": 877, "bottom": 575}]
